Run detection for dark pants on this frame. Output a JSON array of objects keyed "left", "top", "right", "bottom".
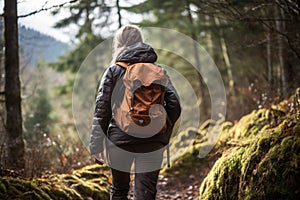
[{"left": 107, "top": 143, "right": 164, "bottom": 200}]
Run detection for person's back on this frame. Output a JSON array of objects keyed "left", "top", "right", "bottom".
[{"left": 89, "top": 25, "right": 181, "bottom": 200}]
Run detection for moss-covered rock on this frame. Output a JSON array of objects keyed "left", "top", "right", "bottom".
[
  {"left": 199, "top": 90, "right": 300, "bottom": 200},
  {"left": 0, "top": 164, "right": 110, "bottom": 200}
]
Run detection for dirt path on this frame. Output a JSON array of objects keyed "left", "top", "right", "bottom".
[
  {"left": 127, "top": 166, "right": 203, "bottom": 200},
  {"left": 126, "top": 150, "right": 220, "bottom": 200},
  {"left": 156, "top": 150, "right": 220, "bottom": 200},
  {"left": 156, "top": 174, "right": 201, "bottom": 200}
]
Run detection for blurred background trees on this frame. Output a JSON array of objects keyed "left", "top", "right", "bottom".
[
  {"left": 125, "top": 0, "right": 300, "bottom": 120},
  {"left": 0, "top": 0, "right": 299, "bottom": 176},
  {"left": 50, "top": 0, "right": 300, "bottom": 122}
]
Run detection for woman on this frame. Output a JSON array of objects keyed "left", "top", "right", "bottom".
[{"left": 89, "top": 25, "right": 181, "bottom": 200}]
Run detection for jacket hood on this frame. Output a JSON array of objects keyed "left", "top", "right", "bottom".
[{"left": 116, "top": 42, "right": 158, "bottom": 63}]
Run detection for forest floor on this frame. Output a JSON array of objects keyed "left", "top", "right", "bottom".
[
  {"left": 126, "top": 148, "right": 222, "bottom": 200},
  {"left": 1, "top": 89, "right": 299, "bottom": 200},
  {"left": 155, "top": 158, "right": 217, "bottom": 200},
  {"left": 157, "top": 156, "right": 220, "bottom": 199}
]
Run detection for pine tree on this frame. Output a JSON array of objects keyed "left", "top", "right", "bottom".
[{"left": 24, "top": 64, "right": 53, "bottom": 143}]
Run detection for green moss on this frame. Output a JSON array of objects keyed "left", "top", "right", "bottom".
[
  {"left": 47, "top": 186, "right": 72, "bottom": 199},
  {"left": 0, "top": 163, "right": 110, "bottom": 200},
  {"left": 0, "top": 179, "right": 7, "bottom": 195},
  {"left": 61, "top": 174, "right": 82, "bottom": 185},
  {"left": 71, "top": 181, "right": 109, "bottom": 199},
  {"left": 234, "top": 109, "right": 265, "bottom": 138},
  {"left": 292, "top": 122, "right": 300, "bottom": 134},
  {"left": 16, "top": 191, "right": 42, "bottom": 199},
  {"left": 0, "top": 177, "right": 52, "bottom": 200},
  {"left": 80, "top": 164, "right": 110, "bottom": 172},
  {"left": 246, "top": 136, "right": 300, "bottom": 199},
  {"left": 198, "top": 89, "right": 300, "bottom": 200},
  {"left": 200, "top": 147, "right": 245, "bottom": 200},
  {"left": 74, "top": 170, "right": 102, "bottom": 179},
  {"left": 199, "top": 104, "right": 300, "bottom": 200},
  {"left": 163, "top": 152, "right": 203, "bottom": 175},
  {"left": 90, "top": 177, "right": 110, "bottom": 187},
  {"left": 198, "top": 119, "right": 216, "bottom": 132}
]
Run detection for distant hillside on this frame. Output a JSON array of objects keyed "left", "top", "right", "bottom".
[
  {"left": 18, "top": 25, "right": 70, "bottom": 67},
  {"left": 0, "top": 21, "right": 70, "bottom": 67}
]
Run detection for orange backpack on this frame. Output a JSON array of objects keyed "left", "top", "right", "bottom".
[{"left": 114, "top": 62, "right": 167, "bottom": 138}]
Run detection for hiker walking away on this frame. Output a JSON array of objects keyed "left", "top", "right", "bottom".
[{"left": 89, "top": 25, "right": 181, "bottom": 200}]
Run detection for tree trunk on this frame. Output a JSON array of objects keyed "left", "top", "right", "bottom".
[
  {"left": 4, "top": 0, "right": 25, "bottom": 171},
  {"left": 262, "top": 7, "right": 275, "bottom": 97},
  {"left": 275, "top": 5, "right": 291, "bottom": 98},
  {"left": 0, "top": 18, "right": 5, "bottom": 166},
  {"left": 204, "top": 15, "right": 214, "bottom": 57},
  {"left": 186, "top": 1, "right": 209, "bottom": 119},
  {"left": 266, "top": 31, "right": 274, "bottom": 94},
  {"left": 214, "top": 17, "right": 235, "bottom": 92}
]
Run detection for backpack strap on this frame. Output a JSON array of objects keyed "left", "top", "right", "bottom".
[
  {"left": 115, "top": 62, "right": 130, "bottom": 69},
  {"left": 116, "top": 61, "right": 136, "bottom": 110},
  {"left": 167, "top": 144, "right": 170, "bottom": 167}
]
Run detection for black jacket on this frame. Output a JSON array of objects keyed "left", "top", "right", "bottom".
[{"left": 89, "top": 43, "right": 181, "bottom": 154}]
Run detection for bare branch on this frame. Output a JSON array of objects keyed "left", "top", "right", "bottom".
[
  {"left": 257, "top": 16, "right": 300, "bottom": 60},
  {"left": 18, "top": 0, "right": 79, "bottom": 18},
  {"left": 116, "top": 0, "right": 122, "bottom": 28}
]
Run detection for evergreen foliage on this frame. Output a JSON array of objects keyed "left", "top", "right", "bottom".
[{"left": 23, "top": 64, "right": 53, "bottom": 142}]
